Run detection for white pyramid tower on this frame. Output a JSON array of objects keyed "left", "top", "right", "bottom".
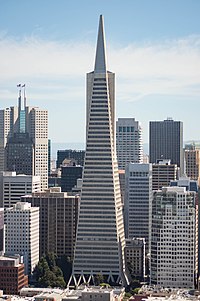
[{"left": 71, "top": 15, "right": 128, "bottom": 287}]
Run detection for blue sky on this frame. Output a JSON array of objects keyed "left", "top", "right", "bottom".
[{"left": 1, "top": 0, "right": 200, "bottom": 146}]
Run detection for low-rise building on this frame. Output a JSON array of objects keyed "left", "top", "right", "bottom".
[{"left": 0, "top": 255, "right": 28, "bottom": 295}]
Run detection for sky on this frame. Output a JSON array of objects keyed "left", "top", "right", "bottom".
[{"left": 0, "top": 0, "right": 200, "bottom": 147}]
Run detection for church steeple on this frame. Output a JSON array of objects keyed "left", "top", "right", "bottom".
[{"left": 94, "top": 15, "right": 107, "bottom": 73}]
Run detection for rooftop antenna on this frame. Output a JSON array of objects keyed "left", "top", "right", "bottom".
[
  {"left": 22, "top": 84, "right": 26, "bottom": 108},
  {"left": 17, "top": 84, "right": 21, "bottom": 110}
]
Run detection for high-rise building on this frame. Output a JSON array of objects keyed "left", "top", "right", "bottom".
[
  {"left": 71, "top": 15, "right": 128, "bottom": 286},
  {"left": 124, "top": 163, "right": 152, "bottom": 252},
  {"left": 61, "top": 161, "right": 83, "bottom": 193},
  {"left": 149, "top": 118, "right": 184, "bottom": 174},
  {"left": 22, "top": 187, "right": 79, "bottom": 259},
  {"left": 116, "top": 118, "right": 143, "bottom": 169},
  {"left": 0, "top": 85, "right": 48, "bottom": 191},
  {"left": 0, "top": 208, "right": 4, "bottom": 253},
  {"left": 57, "top": 149, "right": 85, "bottom": 168},
  {"left": 185, "top": 143, "right": 200, "bottom": 187},
  {"left": 0, "top": 171, "right": 40, "bottom": 208},
  {"left": 151, "top": 187, "right": 197, "bottom": 288},
  {"left": 152, "top": 159, "right": 178, "bottom": 191},
  {"left": 5, "top": 202, "right": 39, "bottom": 275}
]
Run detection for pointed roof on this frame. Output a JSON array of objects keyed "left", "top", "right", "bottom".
[{"left": 94, "top": 15, "right": 107, "bottom": 73}]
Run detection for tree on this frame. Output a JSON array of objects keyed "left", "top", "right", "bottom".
[{"left": 33, "top": 253, "right": 66, "bottom": 288}]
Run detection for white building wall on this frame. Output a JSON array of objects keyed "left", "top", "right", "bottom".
[
  {"left": 116, "top": 118, "right": 143, "bottom": 170},
  {"left": 5, "top": 202, "right": 39, "bottom": 275}
]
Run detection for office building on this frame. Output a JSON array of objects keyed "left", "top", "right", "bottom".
[
  {"left": 6, "top": 132, "right": 34, "bottom": 175},
  {"left": 125, "top": 163, "right": 152, "bottom": 252},
  {"left": 151, "top": 187, "right": 197, "bottom": 288},
  {"left": 5, "top": 202, "right": 39, "bottom": 275},
  {"left": 152, "top": 159, "right": 178, "bottom": 190},
  {"left": 57, "top": 149, "right": 85, "bottom": 168},
  {"left": 1, "top": 171, "right": 40, "bottom": 208},
  {"left": 185, "top": 143, "right": 200, "bottom": 186},
  {"left": 0, "top": 86, "right": 48, "bottom": 191},
  {"left": 116, "top": 118, "right": 143, "bottom": 169},
  {"left": 71, "top": 16, "right": 128, "bottom": 286},
  {"left": 61, "top": 160, "right": 83, "bottom": 192},
  {"left": 22, "top": 187, "right": 79, "bottom": 259},
  {"left": 170, "top": 175, "right": 198, "bottom": 192},
  {"left": 0, "top": 209, "right": 4, "bottom": 253},
  {"left": 149, "top": 118, "right": 184, "bottom": 174},
  {"left": 125, "top": 238, "right": 145, "bottom": 281},
  {"left": 0, "top": 255, "right": 28, "bottom": 295}
]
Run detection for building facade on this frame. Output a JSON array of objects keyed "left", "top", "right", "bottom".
[
  {"left": 5, "top": 202, "right": 39, "bottom": 275},
  {"left": 149, "top": 118, "right": 184, "bottom": 174},
  {"left": 125, "top": 238, "right": 145, "bottom": 281},
  {"left": 1, "top": 171, "right": 40, "bottom": 208},
  {"left": 125, "top": 163, "right": 152, "bottom": 252},
  {"left": 57, "top": 149, "right": 85, "bottom": 168},
  {"left": 116, "top": 118, "right": 143, "bottom": 169},
  {"left": 185, "top": 143, "right": 200, "bottom": 187},
  {"left": 61, "top": 161, "right": 83, "bottom": 193},
  {"left": 22, "top": 187, "right": 79, "bottom": 259},
  {"left": 0, "top": 209, "right": 4, "bottom": 253},
  {"left": 0, "top": 87, "right": 48, "bottom": 191},
  {"left": 152, "top": 159, "right": 178, "bottom": 191},
  {"left": 71, "top": 15, "right": 128, "bottom": 286},
  {"left": 0, "top": 255, "right": 28, "bottom": 295},
  {"left": 151, "top": 187, "right": 197, "bottom": 288}
]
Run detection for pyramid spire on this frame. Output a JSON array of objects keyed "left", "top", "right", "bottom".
[{"left": 94, "top": 15, "right": 107, "bottom": 73}]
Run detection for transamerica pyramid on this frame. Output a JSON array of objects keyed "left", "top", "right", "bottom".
[{"left": 71, "top": 15, "right": 128, "bottom": 287}]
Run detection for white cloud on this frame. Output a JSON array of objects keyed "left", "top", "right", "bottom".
[
  {"left": 0, "top": 35, "right": 200, "bottom": 143},
  {"left": 0, "top": 34, "right": 200, "bottom": 104}
]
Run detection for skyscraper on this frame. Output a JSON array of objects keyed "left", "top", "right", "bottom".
[
  {"left": 124, "top": 163, "right": 153, "bottom": 252},
  {"left": 5, "top": 202, "right": 39, "bottom": 275},
  {"left": 185, "top": 143, "right": 200, "bottom": 187},
  {"left": 116, "top": 118, "right": 143, "bottom": 169},
  {"left": 151, "top": 187, "right": 197, "bottom": 288},
  {"left": 22, "top": 187, "right": 79, "bottom": 259},
  {"left": 149, "top": 118, "right": 184, "bottom": 174},
  {"left": 71, "top": 15, "right": 128, "bottom": 286},
  {"left": 0, "top": 85, "right": 48, "bottom": 191}
]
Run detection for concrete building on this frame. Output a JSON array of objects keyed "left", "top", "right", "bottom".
[
  {"left": 22, "top": 187, "right": 79, "bottom": 259},
  {"left": 0, "top": 255, "right": 28, "bottom": 295},
  {"left": 72, "top": 15, "right": 128, "bottom": 286},
  {"left": 0, "top": 209, "right": 4, "bottom": 253},
  {"left": 152, "top": 159, "right": 178, "bottom": 191},
  {"left": 125, "top": 238, "right": 145, "bottom": 281},
  {"left": 5, "top": 202, "right": 39, "bottom": 275},
  {"left": 125, "top": 163, "right": 153, "bottom": 252},
  {"left": 149, "top": 118, "right": 184, "bottom": 174},
  {"left": 151, "top": 187, "right": 197, "bottom": 288},
  {"left": 1, "top": 171, "right": 40, "bottom": 208},
  {"left": 185, "top": 143, "right": 200, "bottom": 186},
  {"left": 0, "top": 86, "right": 48, "bottom": 191},
  {"left": 116, "top": 118, "right": 143, "bottom": 170}
]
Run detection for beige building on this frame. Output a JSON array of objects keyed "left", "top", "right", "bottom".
[
  {"left": 22, "top": 187, "right": 79, "bottom": 259},
  {"left": 0, "top": 89, "right": 48, "bottom": 191},
  {"left": 185, "top": 143, "right": 200, "bottom": 186},
  {"left": 125, "top": 238, "right": 145, "bottom": 281}
]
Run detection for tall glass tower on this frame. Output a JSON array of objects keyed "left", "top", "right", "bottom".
[{"left": 71, "top": 15, "right": 128, "bottom": 286}]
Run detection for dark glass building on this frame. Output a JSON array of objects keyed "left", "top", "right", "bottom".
[
  {"left": 61, "top": 164, "right": 83, "bottom": 192},
  {"left": 149, "top": 118, "right": 184, "bottom": 174},
  {"left": 57, "top": 149, "right": 85, "bottom": 168},
  {"left": 6, "top": 132, "right": 34, "bottom": 175}
]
